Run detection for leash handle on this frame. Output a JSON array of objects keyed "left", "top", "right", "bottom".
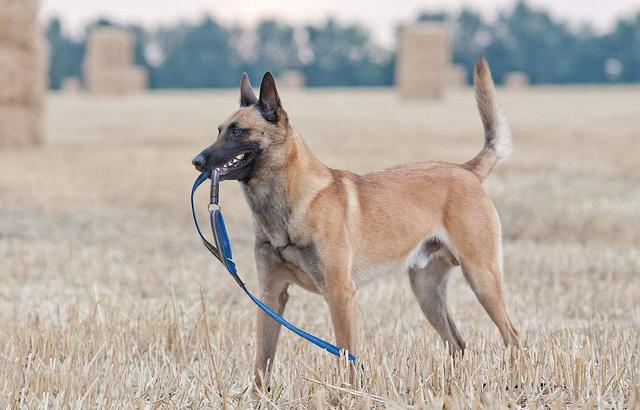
[
  {"left": 191, "top": 170, "right": 222, "bottom": 263},
  {"left": 191, "top": 171, "right": 357, "bottom": 363},
  {"left": 210, "top": 168, "right": 220, "bottom": 205}
]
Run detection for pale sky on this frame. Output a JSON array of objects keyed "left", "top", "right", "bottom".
[{"left": 42, "top": 0, "right": 640, "bottom": 45}]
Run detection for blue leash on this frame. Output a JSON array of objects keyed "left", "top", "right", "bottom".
[{"left": 191, "top": 169, "right": 357, "bottom": 362}]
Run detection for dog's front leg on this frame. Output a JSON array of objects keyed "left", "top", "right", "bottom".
[
  {"left": 253, "top": 244, "right": 290, "bottom": 392},
  {"left": 326, "top": 278, "right": 357, "bottom": 385},
  {"left": 323, "top": 259, "right": 357, "bottom": 383},
  {"left": 326, "top": 279, "right": 357, "bottom": 355}
]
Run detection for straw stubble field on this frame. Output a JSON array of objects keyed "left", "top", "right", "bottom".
[{"left": 0, "top": 86, "right": 639, "bottom": 408}]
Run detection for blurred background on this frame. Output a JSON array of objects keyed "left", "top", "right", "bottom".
[{"left": 41, "top": 0, "right": 640, "bottom": 90}]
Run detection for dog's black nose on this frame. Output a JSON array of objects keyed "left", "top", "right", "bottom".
[{"left": 192, "top": 155, "right": 206, "bottom": 168}]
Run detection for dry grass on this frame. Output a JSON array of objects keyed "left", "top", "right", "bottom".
[{"left": 0, "top": 86, "right": 639, "bottom": 408}]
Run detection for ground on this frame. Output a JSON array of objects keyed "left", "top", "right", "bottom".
[{"left": 0, "top": 86, "right": 639, "bottom": 408}]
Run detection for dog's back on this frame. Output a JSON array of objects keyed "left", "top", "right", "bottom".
[{"left": 318, "top": 59, "right": 512, "bottom": 286}]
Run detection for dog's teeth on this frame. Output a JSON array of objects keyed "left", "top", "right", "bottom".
[{"left": 224, "top": 154, "right": 248, "bottom": 169}]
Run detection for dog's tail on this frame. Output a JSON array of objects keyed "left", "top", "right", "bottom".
[{"left": 463, "top": 58, "right": 512, "bottom": 182}]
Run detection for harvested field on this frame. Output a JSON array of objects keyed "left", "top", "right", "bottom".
[{"left": 0, "top": 86, "right": 639, "bottom": 407}]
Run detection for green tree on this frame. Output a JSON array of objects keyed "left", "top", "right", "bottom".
[
  {"left": 417, "top": 11, "right": 447, "bottom": 23},
  {"left": 152, "top": 17, "right": 239, "bottom": 88},
  {"left": 482, "top": 1, "right": 569, "bottom": 83},
  {"left": 450, "top": 1, "right": 614, "bottom": 84},
  {"left": 45, "top": 17, "right": 85, "bottom": 89},
  {"left": 604, "top": 13, "right": 640, "bottom": 82},
  {"left": 302, "top": 19, "right": 392, "bottom": 86},
  {"left": 451, "top": 9, "right": 490, "bottom": 83},
  {"left": 245, "top": 20, "right": 301, "bottom": 79}
]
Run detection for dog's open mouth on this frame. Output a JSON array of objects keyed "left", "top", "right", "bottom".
[{"left": 218, "top": 151, "right": 254, "bottom": 174}]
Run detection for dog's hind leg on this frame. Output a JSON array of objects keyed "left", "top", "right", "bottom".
[
  {"left": 460, "top": 259, "right": 519, "bottom": 347},
  {"left": 452, "top": 230, "right": 519, "bottom": 347},
  {"left": 409, "top": 255, "right": 465, "bottom": 353},
  {"left": 444, "top": 198, "right": 520, "bottom": 348}
]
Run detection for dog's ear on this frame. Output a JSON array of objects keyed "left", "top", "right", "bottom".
[
  {"left": 257, "top": 72, "right": 282, "bottom": 122},
  {"left": 240, "top": 73, "right": 257, "bottom": 107}
]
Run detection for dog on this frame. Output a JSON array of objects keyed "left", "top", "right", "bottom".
[{"left": 192, "top": 58, "right": 519, "bottom": 389}]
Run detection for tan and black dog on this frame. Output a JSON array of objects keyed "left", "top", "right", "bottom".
[{"left": 192, "top": 58, "right": 519, "bottom": 388}]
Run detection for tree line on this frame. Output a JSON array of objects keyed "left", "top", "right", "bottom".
[{"left": 46, "top": 1, "right": 640, "bottom": 89}]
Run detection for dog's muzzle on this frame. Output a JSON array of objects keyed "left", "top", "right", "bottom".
[{"left": 192, "top": 154, "right": 206, "bottom": 169}]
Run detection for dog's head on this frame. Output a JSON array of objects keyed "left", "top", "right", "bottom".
[{"left": 192, "top": 72, "right": 290, "bottom": 182}]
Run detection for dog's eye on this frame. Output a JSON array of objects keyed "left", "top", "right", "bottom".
[{"left": 231, "top": 128, "right": 240, "bottom": 136}]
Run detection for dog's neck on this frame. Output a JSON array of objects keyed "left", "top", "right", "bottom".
[
  {"left": 245, "top": 131, "right": 331, "bottom": 203},
  {"left": 240, "top": 130, "right": 332, "bottom": 244}
]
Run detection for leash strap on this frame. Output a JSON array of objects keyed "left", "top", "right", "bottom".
[{"left": 191, "top": 170, "right": 357, "bottom": 362}]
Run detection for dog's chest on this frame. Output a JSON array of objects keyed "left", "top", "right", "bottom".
[
  {"left": 243, "top": 183, "right": 324, "bottom": 289},
  {"left": 254, "top": 211, "right": 324, "bottom": 291},
  {"left": 256, "top": 218, "right": 322, "bottom": 282},
  {"left": 243, "top": 184, "right": 298, "bottom": 248}
]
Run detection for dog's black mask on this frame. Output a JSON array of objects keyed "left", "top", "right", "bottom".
[
  {"left": 192, "top": 72, "right": 283, "bottom": 182},
  {"left": 192, "top": 133, "right": 262, "bottom": 182}
]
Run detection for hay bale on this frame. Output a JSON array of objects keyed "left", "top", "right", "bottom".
[
  {"left": 0, "top": 0, "right": 44, "bottom": 147},
  {"left": 0, "top": 105, "right": 43, "bottom": 147},
  {"left": 396, "top": 23, "right": 448, "bottom": 100},
  {"left": 0, "top": 46, "right": 41, "bottom": 105},
  {"left": 126, "top": 66, "right": 148, "bottom": 91},
  {"left": 85, "top": 28, "right": 134, "bottom": 67},
  {"left": 446, "top": 65, "right": 467, "bottom": 88},
  {"left": 85, "top": 67, "right": 147, "bottom": 95},
  {"left": 278, "top": 71, "right": 305, "bottom": 88},
  {"left": 34, "top": 31, "right": 48, "bottom": 106},
  {"left": 505, "top": 71, "right": 529, "bottom": 89},
  {"left": 84, "top": 27, "right": 148, "bottom": 95},
  {"left": 84, "top": 70, "right": 127, "bottom": 95},
  {"left": 0, "top": 0, "right": 39, "bottom": 50}
]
